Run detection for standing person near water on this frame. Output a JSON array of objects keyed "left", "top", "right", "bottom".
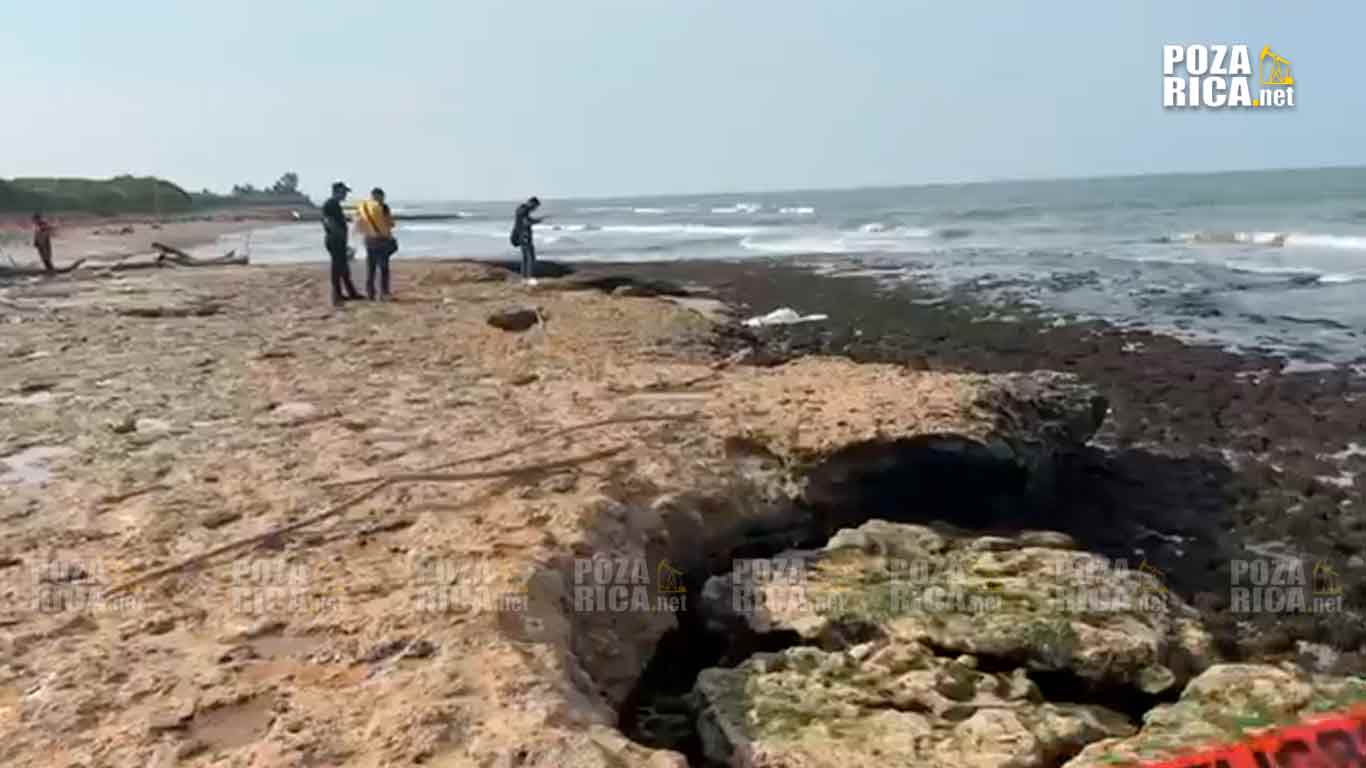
[
  {"left": 31, "top": 213, "right": 55, "bottom": 274},
  {"left": 322, "top": 181, "right": 363, "bottom": 307},
  {"left": 356, "top": 187, "right": 398, "bottom": 301},
  {"left": 510, "top": 196, "right": 544, "bottom": 285}
]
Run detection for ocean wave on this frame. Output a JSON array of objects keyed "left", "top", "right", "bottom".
[
  {"left": 712, "top": 203, "right": 762, "bottom": 215},
  {"left": 1222, "top": 261, "right": 1322, "bottom": 277},
  {"left": 548, "top": 223, "right": 596, "bottom": 232},
  {"left": 950, "top": 204, "right": 1040, "bottom": 221},
  {"left": 937, "top": 227, "right": 974, "bottom": 240},
  {"left": 740, "top": 236, "right": 849, "bottom": 255},
  {"left": 855, "top": 222, "right": 935, "bottom": 238},
  {"left": 740, "top": 227, "right": 943, "bottom": 255},
  {"left": 1317, "top": 272, "right": 1366, "bottom": 285},
  {"left": 633, "top": 207, "right": 668, "bottom": 215},
  {"left": 600, "top": 223, "right": 763, "bottom": 237},
  {"left": 1173, "top": 231, "right": 1366, "bottom": 251},
  {"left": 778, "top": 206, "right": 815, "bottom": 215}
]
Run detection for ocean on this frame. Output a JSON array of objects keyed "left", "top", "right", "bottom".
[{"left": 213, "top": 167, "right": 1366, "bottom": 363}]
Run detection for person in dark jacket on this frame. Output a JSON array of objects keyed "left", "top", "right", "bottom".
[
  {"left": 31, "top": 213, "right": 55, "bottom": 273},
  {"left": 322, "top": 181, "right": 363, "bottom": 306},
  {"left": 511, "top": 196, "right": 544, "bottom": 284}
]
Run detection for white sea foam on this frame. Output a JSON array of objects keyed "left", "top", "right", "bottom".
[
  {"left": 740, "top": 236, "right": 850, "bottom": 255},
  {"left": 779, "top": 206, "right": 816, "bottom": 215},
  {"left": 1317, "top": 272, "right": 1366, "bottom": 284},
  {"left": 1176, "top": 231, "right": 1366, "bottom": 251},
  {"left": 1286, "top": 233, "right": 1366, "bottom": 251},
  {"left": 601, "top": 224, "right": 763, "bottom": 237},
  {"left": 633, "top": 207, "right": 668, "bottom": 215},
  {"left": 712, "top": 203, "right": 763, "bottom": 214},
  {"left": 1222, "top": 261, "right": 1322, "bottom": 277}
]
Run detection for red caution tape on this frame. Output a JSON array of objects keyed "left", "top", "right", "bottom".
[{"left": 1133, "top": 706, "right": 1366, "bottom": 768}]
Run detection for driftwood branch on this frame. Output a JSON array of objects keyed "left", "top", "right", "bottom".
[
  {"left": 322, "top": 413, "right": 699, "bottom": 489},
  {"left": 104, "top": 444, "right": 630, "bottom": 596},
  {"left": 109, "top": 249, "right": 247, "bottom": 272},
  {"left": 0, "top": 258, "right": 87, "bottom": 278}
]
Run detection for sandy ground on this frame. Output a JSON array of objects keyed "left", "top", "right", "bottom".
[{"left": 0, "top": 210, "right": 300, "bottom": 269}]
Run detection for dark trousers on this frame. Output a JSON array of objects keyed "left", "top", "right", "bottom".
[
  {"left": 520, "top": 240, "right": 536, "bottom": 279},
  {"left": 327, "top": 240, "right": 359, "bottom": 302},
  {"left": 35, "top": 241, "right": 54, "bottom": 273},
  {"left": 365, "top": 239, "right": 393, "bottom": 298}
]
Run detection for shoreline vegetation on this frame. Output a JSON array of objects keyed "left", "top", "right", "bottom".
[{"left": 0, "top": 172, "right": 313, "bottom": 218}]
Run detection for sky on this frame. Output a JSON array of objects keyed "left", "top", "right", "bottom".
[{"left": 1, "top": 1, "right": 1360, "bottom": 201}]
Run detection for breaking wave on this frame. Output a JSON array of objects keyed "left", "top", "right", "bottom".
[
  {"left": 1171, "top": 231, "right": 1366, "bottom": 251},
  {"left": 712, "top": 202, "right": 763, "bottom": 215},
  {"left": 600, "top": 223, "right": 764, "bottom": 237}
]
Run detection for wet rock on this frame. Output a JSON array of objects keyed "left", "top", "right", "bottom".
[
  {"left": 1064, "top": 664, "right": 1366, "bottom": 766},
  {"left": 704, "top": 520, "right": 1214, "bottom": 695},
  {"left": 694, "top": 643, "right": 1134, "bottom": 768},
  {"left": 487, "top": 307, "right": 543, "bottom": 332}
]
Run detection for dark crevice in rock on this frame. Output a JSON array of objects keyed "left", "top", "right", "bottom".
[
  {"left": 617, "top": 559, "right": 810, "bottom": 766},
  {"left": 919, "top": 640, "right": 1179, "bottom": 725},
  {"left": 804, "top": 435, "right": 1037, "bottom": 538},
  {"left": 616, "top": 430, "right": 1121, "bottom": 763}
]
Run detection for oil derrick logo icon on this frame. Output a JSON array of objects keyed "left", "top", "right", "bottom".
[
  {"left": 1137, "top": 560, "right": 1169, "bottom": 597},
  {"left": 1314, "top": 561, "right": 1342, "bottom": 596},
  {"left": 657, "top": 560, "right": 686, "bottom": 595},
  {"left": 1260, "top": 46, "right": 1293, "bottom": 87}
]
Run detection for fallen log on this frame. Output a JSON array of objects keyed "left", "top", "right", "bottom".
[
  {"left": 0, "top": 259, "right": 87, "bottom": 278},
  {"left": 107, "top": 250, "right": 248, "bottom": 272}
]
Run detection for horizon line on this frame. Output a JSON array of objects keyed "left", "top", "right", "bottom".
[{"left": 397, "top": 161, "right": 1366, "bottom": 205}]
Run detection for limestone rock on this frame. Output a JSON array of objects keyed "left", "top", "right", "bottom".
[
  {"left": 704, "top": 520, "right": 1214, "bottom": 695},
  {"left": 487, "top": 307, "right": 543, "bottom": 332},
  {"left": 694, "top": 643, "right": 1134, "bottom": 768},
  {"left": 1064, "top": 664, "right": 1366, "bottom": 767}
]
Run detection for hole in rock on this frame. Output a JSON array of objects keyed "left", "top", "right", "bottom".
[{"left": 611, "top": 433, "right": 1183, "bottom": 764}]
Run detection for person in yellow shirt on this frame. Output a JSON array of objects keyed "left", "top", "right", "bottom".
[{"left": 355, "top": 187, "right": 399, "bottom": 300}]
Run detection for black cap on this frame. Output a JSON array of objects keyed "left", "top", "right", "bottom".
[
  {"left": 371, "top": 187, "right": 385, "bottom": 197},
  {"left": 332, "top": 181, "right": 351, "bottom": 193}
]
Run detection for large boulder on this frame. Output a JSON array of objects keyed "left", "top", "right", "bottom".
[
  {"left": 1065, "top": 664, "right": 1366, "bottom": 766},
  {"left": 702, "top": 520, "right": 1214, "bottom": 695},
  {"left": 694, "top": 642, "right": 1136, "bottom": 768}
]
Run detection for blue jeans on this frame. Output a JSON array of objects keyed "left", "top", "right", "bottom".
[
  {"left": 365, "top": 237, "right": 396, "bottom": 297},
  {"left": 520, "top": 240, "right": 536, "bottom": 279}
]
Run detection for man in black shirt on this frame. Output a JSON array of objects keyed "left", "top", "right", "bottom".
[
  {"left": 322, "top": 181, "right": 363, "bottom": 306},
  {"left": 511, "top": 196, "right": 544, "bottom": 284}
]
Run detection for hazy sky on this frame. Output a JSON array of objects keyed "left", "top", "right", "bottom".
[{"left": 3, "top": 1, "right": 1359, "bottom": 200}]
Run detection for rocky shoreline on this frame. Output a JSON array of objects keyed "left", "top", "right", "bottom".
[
  {"left": 1, "top": 258, "right": 1364, "bottom": 766},
  {"left": 579, "top": 258, "right": 1366, "bottom": 671}
]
